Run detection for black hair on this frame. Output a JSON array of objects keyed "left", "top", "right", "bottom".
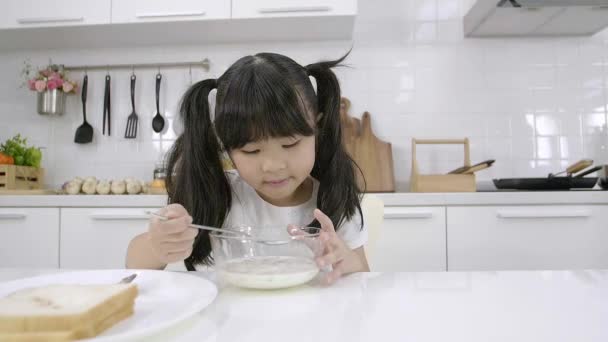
[{"left": 165, "top": 52, "right": 364, "bottom": 270}]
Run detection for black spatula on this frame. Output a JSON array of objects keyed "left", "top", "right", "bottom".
[{"left": 74, "top": 74, "right": 93, "bottom": 144}]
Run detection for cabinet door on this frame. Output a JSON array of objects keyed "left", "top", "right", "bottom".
[
  {"left": 0, "top": 208, "right": 59, "bottom": 268},
  {"left": 0, "top": 0, "right": 111, "bottom": 29},
  {"left": 60, "top": 208, "right": 159, "bottom": 269},
  {"left": 112, "top": 0, "right": 230, "bottom": 23},
  {"left": 232, "top": 0, "right": 356, "bottom": 18},
  {"left": 447, "top": 205, "right": 608, "bottom": 271},
  {"left": 370, "top": 206, "right": 446, "bottom": 272}
]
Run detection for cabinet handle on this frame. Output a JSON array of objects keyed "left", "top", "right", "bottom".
[
  {"left": 17, "top": 17, "right": 84, "bottom": 24},
  {"left": 384, "top": 208, "right": 434, "bottom": 219},
  {"left": 0, "top": 213, "right": 26, "bottom": 220},
  {"left": 136, "top": 11, "right": 206, "bottom": 18},
  {"left": 258, "top": 6, "right": 331, "bottom": 14},
  {"left": 90, "top": 212, "right": 150, "bottom": 221},
  {"left": 496, "top": 209, "right": 592, "bottom": 219}
]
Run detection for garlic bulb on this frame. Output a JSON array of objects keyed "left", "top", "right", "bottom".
[
  {"left": 82, "top": 179, "right": 97, "bottom": 195},
  {"left": 126, "top": 181, "right": 142, "bottom": 194},
  {"left": 111, "top": 180, "right": 126, "bottom": 195},
  {"left": 96, "top": 180, "right": 111, "bottom": 195},
  {"left": 65, "top": 181, "right": 81, "bottom": 195}
]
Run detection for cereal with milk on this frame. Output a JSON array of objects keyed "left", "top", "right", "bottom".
[{"left": 219, "top": 256, "right": 319, "bottom": 289}]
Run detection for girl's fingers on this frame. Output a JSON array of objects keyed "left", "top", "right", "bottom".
[
  {"left": 161, "top": 239, "right": 195, "bottom": 254},
  {"left": 314, "top": 209, "right": 335, "bottom": 233},
  {"left": 322, "top": 263, "right": 344, "bottom": 285},
  {"left": 316, "top": 250, "right": 342, "bottom": 268},
  {"left": 163, "top": 227, "right": 198, "bottom": 243},
  {"left": 151, "top": 215, "right": 193, "bottom": 235}
]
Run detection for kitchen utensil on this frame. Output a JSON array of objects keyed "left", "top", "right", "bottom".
[
  {"left": 145, "top": 211, "right": 311, "bottom": 245},
  {"left": 210, "top": 225, "right": 323, "bottom": 289},
  {"left": 103, "top": 74, "right": 111, "bottom": 136},
  {"left": 410, "top": 138, "right": 476, "bottom": 192},
  {"left": 493, "top": 177, "right": 598, "bottom": 191},
  {"left": 152, "top": 73, "right": 165, "bottom": 133},
  {"left": 124, "top": 74, "right": 139, "bottom": 139},
  {"left": 494, "top": 160, "right": 599, "bottom": 190},
  {"left": 339, "top": 97, "right": 395, "bottom": 192},
  {"left": 119, "top": 273, "right": 137, "bottom": 284},
  {"left": 574, "top": 165, "right": 603, "bottom": 178},
  {"left": 74, "top": 74, "right": 93, "bottom": 144},
  {"left": 449, "top": 159, "right": 495, "bottom": 174},
  {"left": 548, "top": 159, "right": 593, "bottom": 178}
]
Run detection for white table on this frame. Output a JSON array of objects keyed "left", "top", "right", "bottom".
[{"left": 1, "top": 269, "right": 607, "bottom": 342}]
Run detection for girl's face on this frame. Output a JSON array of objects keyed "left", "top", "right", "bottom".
[{"left": 229, "top": 134, "right": 316, "bottom": 206}]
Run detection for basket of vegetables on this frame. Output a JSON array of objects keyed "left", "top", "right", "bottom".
[{"left": 0, "top": 134, "right": 43, "bottom": 190}]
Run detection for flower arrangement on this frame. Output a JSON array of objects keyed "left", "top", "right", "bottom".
[{"left": 22, "top": 61, "right": 78, "bottom": 94}]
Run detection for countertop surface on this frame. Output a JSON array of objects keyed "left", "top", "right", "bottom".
[
  {"left": 1, "top": 268, "right": 607, "bottom": 342},
  {"left": 0, "top": 191, "right": 607, "bottom": 207}
]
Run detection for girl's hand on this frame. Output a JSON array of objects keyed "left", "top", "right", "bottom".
[
  {"left": 313, "top": 209, "right": 368, "bottom": 285},
  {"left": 147, "top": 204, "right": 198, "bottom": 265}
]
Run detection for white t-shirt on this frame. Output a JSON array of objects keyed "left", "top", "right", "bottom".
[{"left": 223, "top": 170, "right": 367, "bottom": 250}]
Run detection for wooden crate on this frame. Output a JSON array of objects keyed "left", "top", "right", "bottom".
[
  {"left": 0, "top": 165, "right": 44, "bottom": 190},
  {"left": 410, "top": 138, "right": 476, "bottom": 193}
]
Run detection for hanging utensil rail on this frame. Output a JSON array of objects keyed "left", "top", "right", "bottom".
[{"left": 61, "top": 58, "right": 210, "bottom": 72}]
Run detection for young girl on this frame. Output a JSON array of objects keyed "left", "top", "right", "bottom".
[{"left": 126, "top": 52, "right": 369, "bottom": 284}]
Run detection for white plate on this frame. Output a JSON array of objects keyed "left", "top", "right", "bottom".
[{"left": 0, "top": 269, "right": 218, "bottom": 341}]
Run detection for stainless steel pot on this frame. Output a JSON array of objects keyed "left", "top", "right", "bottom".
[{"left": 37, "top": 89, "right": 65, "bottom": 115}]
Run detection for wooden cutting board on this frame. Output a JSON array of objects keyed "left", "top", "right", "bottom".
[{"left": 340, "top": 97, "right": 395, "bottom": 192}]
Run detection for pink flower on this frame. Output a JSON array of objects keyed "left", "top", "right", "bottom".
[
  {"left": 34, "top": 80, "right": 46, "bottom": 92},
  {"left": 40, "top": 69, "right": 51, "bottom": 77},
  {"left": 55, "top": 78, "right": 64, "bottom": 87},
  {"left": 62, "top": 82, "right": 74, "bottom": 93},
  {"left": 28, "top": 79, "right": 36, "bottom": 91},
  {"left": 49, "top": 72, "right": 61, "bottom": 80},
  {"left": 47, "top": 79, "right": 58, "bottom": 90}
]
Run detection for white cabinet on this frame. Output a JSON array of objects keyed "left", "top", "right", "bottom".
[
  {"left": 232, "top": 0, "right": 356, "bottom": 18},
  {"left": 112, "top": 0, "right": 230, "bottom": 23},
  {"left": 0, "top": 208, "right": 59, "bottom": 268},
  {"left": 60, "top": 208, "right": 158, "bottom": 269},
  {"left": 371, "top": 207, "right": 446, "bottom": 272},
  {"left": 447, "top": 205, "right": 608, "bottom": 271},
  {"left": 0, "top": 0, "right": 111, "bottom": 29}
]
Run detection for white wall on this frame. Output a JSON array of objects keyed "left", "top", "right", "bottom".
[{"left": 1, "top": 0, "right": 607, "bottom": 191}]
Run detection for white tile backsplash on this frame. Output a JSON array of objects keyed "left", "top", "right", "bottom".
[{"left": 0, "top": 0, "right": 607, "bottom": 191}]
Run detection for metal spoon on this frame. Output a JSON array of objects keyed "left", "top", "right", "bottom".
[
  {"left": 152, "top": 73, "right": 165, "bottom": 133},
  {"left": 119, "top": 273, "right": 137, "bottom": 284},
  {"left": 145, "top": 211, "right": 294, "bottom": 245}
]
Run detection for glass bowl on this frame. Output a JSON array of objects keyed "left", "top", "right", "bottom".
[{"left": 210, "top": 226, "right": 323, "bottom": 290}]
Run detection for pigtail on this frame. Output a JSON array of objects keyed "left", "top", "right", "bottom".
[
  {"left": 166, "top": 78, "right": 231, "bottom": 270},
  {"left": 306, "top": 54, "right": 365, "bottom": 231}
]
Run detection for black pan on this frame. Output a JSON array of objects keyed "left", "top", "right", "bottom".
[{"left": 493, "top": 177, "right": 598, "bottom": 191}]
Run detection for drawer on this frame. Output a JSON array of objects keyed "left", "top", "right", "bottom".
[
  {"left": 111, "top": 0, "right": 229, "bottom": 23},
  {"left": 60, "top": 208, "right": 159, "bottom": 269},
  {"left": 371, "top": 206, "right": 446, "bottom": 272},
  {"left": 0, "top": 208, "right": 59, "bottom": 268},
  {"left": 447, "top": 205, "right": 608, "bottom": 271},
  {"left": 232, "top": 0, "right": 356, "bottom": 19}
]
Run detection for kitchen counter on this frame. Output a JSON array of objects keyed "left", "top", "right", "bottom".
[
  {"left": 0, "top": 191, "right": 607, "bottom": 207},
  {"left": 1, "top": 268, "right": 607, "bottom": 341}
]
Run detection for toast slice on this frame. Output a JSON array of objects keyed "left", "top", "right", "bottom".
[{"left": 0, "top": 283, "right": 138, "bottom": 341}]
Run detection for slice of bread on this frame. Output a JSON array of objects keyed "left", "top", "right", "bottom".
[{"left": 0, "top": 283, "right": 138, "bottom": 341}]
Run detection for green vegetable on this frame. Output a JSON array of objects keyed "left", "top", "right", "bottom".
[{"left": 0, "top": 134, "right": 42, "bottom": 168}]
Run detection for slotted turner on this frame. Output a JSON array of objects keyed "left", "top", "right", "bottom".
[
  {"left": 124, "top": 74, "right": 138, "bottom": 139},
  {"left": 74, "top": 74, "right": 93, "bottom": 144}
]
